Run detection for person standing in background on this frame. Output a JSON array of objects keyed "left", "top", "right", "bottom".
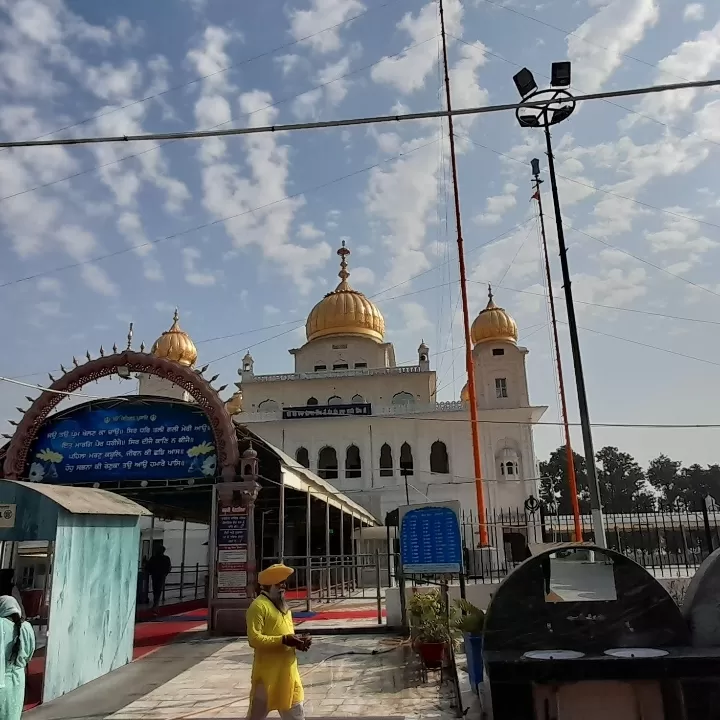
[
  {"left": 0, "top": 595, "right": 35, "bottom": 720},
  {"left": 0, "top": 572, "right": 24, "bottom": 620},
  {"left": 144, "top": 546, "right": 172, "bottom": 611}
]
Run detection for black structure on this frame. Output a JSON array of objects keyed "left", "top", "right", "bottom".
[
  {"left": 483, "top": 544, "right": 720, "bottom": 719},
  {"left": 513, "top": 64, "right": 606, "bottom": 547}
]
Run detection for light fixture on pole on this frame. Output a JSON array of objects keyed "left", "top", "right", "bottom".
[{"left": 513, "top": 62, "right": 606, "bottom": 548}]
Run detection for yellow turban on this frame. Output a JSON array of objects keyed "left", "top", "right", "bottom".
[{"left": 258, "top": 564, "right": 294, "bottom": 587}]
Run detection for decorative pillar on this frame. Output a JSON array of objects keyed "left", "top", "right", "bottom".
[{"left": 209, "top": 445, "right": 261, "bottom": 635}]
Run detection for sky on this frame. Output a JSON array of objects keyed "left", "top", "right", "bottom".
[{"left": 0, "top": 0, "right": 719, "bottom": 471}]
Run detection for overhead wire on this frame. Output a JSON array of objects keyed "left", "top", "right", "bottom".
[
  {"left": 4, "top": 0, "right": 412, "bottom": 147},
  {"left": 0, "top": 34, "right": 440, "bottom": 206},
  {"left": 0, "top": 137, "right": 440, "bottom": 290},
  {"left": 2, "top": 78, "right": 719, "bottom": 150}
]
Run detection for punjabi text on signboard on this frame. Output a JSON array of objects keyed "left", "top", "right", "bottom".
[{"left": 27, "top": 401, "right": 217, "bottom": 484}]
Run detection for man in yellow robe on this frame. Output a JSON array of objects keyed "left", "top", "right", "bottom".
[{"left": 246, "top": 564, "right": 311, "bottom": 720}]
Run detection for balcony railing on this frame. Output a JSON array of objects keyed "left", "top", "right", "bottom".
[{"left": 245, "top": 364, "right": 425, "bottom": 383}]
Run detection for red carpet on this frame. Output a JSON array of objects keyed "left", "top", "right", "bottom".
[{"left": 24, "top": 609, "right": 205, "bottom": 711}]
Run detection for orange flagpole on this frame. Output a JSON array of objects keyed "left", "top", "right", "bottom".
[
  {"left": 532, "top": 167, "right": 582, "bottom": 542},
  {"left": 438, "top": 0, "right": 488, "bottom": 545}
]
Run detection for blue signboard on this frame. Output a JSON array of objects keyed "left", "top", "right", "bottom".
[
  {"left": 26, "top": 401, "right": 217, "bottom": 484},
  {"left": 400, "top": 504, "right": 463, "bottom": 574}
]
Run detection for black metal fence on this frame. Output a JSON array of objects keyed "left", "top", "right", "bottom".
[{"left": 455, "top": 504, "right": 720, "bottom": 582}]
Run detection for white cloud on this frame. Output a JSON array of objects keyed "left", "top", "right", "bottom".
[
  {"left": 683, "top": 3, "right": 705, "bottom": 21},
  {"left": 399, "top": 301, "right": 432, "bottom": 334},
  {"left": 567, "top": 0, "right": 659, "bottom": 93},
  {"left": 292, "top": 55, "right": 352, "bottom": 119},
  {"left": 475, "top": 183, "right": 518, "bottom": 225},
  {"left": 36, "top": 277, "right": 63, "bottom": 295},
  {"left": 623, "top": 20, "right": 720, "bottom": 126},
  {"left": 264, "top": 305, "right": 281, "bottom": 315},
  {"left": 371, "top": 0, "right": 462, "bottom": 94},
  {"left": 55, "top": 224, "right": 118, "bottom": 295},
  {"left": 365, "top": 135, "right": 445, "bottom": 287},
  {"left": 117, "top": 211, "right": 163, "bottom": 281},
  {"left": 298, "top": 223, "right": 325, "bottom": 239},
  {"left": 85, "top": 60, "right": 142, "bottom": 102},
  {"left": 288, "top": 0, "right": 364, "bottom": 54},
  {"left": 644, "top": 211, "right": 717, "bottom": 254},
  {"left": 182, "top": 247, "right": 217, "bottom": 286},
  {"left": 349, "top": 266, "right": 375, "bottom": 286},
  {"left": 35, "top": 300, "right": 62, "bottom": 316}
]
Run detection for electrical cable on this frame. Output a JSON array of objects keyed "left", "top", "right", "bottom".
[
  {"left": 6, "top": 0, "right": 412, "bottom": 147},
  {"left": 475, "top": 0, "right": 696, "bottom": 86},
  {"left": 2, "top": 78, "right": 719, "bottom": 149},
  {"left": 456, "top": 130, "right": 720, "bottom": 235},
  {"left": 447, "top": 33, "right": 720, "bottom": 151},
  {"left": 0, "top": 34, "right": 440, "bottom": 206},
  {"left": 0, "top": 138, "right": 440, "bottom": 290}
]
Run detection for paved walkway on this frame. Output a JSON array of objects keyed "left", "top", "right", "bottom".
[
  {"left": 29, "top": 632, "right": 479, "bottom": 720},
  {"left": 109, "top": 635, "right": 475, "bottom": 720}
]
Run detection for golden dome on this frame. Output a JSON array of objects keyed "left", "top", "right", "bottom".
[
  {"left": 151, "top": 309, "right": 198, "bottom": 367},
  {"left": 305, "top": 242, "right": 385, "bottom": 343},
  {"left": 460, "top": 383, "right": 469, "bottom": 402},
  {"left": 471, "top": 286, "right": 518, "bottom": 345},
  {"left": 225, "top": 391, "right": 243, "bottom": 416}
]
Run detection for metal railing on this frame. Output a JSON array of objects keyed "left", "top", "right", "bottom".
[
  {"left": 137, "top": 563, "right": 209, "bottom": 608},
  {"left": 449, "top": 504, "right": 720, "bottom": 583}
]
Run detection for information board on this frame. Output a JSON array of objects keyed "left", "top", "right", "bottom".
[
  {"left": 26, "top": 400, "right": 217, "bottom": 484},
  {"left": 399, "top": 502, "right": 463, "bottom": 574},
  {"left": 216, "top": 501, "right": 249, "bottom": 599}
]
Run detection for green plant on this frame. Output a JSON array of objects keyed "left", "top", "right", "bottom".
[
  {"left": 452, "top": 598, "right": 485, "bottom": 636},
  {"left": 407, "top": 589, "right": 455, "bottom": 644}
]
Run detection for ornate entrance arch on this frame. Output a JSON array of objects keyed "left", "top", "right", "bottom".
[{"left": 3, "top": 350, "right": 239, "bottom": 481}]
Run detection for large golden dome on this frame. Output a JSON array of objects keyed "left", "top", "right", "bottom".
[
  {"left": 151, "top": 309, "right": 198, "bottom": 367},
  {"left": 471, "top": 287, "right": 518, "bottom": 345},
  {"left": 306, "top": 242, "right": 385, "bottom": 343}
]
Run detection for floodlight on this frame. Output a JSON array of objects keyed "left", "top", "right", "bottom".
[
  {"left": 551, "top": 61, "right": 571, "bottom": 87},
  {"left": 531, "top": 158, "right": 541, "bottom": 176},
  {"left": 513, "top": 68, "right": 537, "bottom": 98}
]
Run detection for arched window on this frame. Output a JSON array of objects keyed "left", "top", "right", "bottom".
[
  {"left": 379, "top": 443, "right": 393, "bottom": 477},
  {"left": 296, "top": 447, "right": 310, "bottom": 469},
  {"left": 345, "top": 445, "right": 362, "bottom": 479},
  {"left": 258, "top": 399, "right": 279, "bottom": 411},
  {"left": 505, "top": 461, "right": 516, "bottom": 476},
  {"left": 400, "top": 442, "right": 414, "bottom": 476},
  {"left": 392, "top": 391, "right": 415, "bottom": 406},
  {"left": 430, "top": 441, "right": 449, "bottom": 474},
  {"left": 318, "top": 446, "right": 338, "bottom": 480},
  {"left": 328, "top": 395, "right": 343, "bottom": 405},
  {"left": 306, "top": 397, "right": 318, "bottom": 406},
  {"left": 351, "top": 394, "right": 365, "bottom": 403}
]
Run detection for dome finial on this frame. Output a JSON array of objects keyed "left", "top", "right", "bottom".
[
  {"left": 337, "top": 241, "right": 351, "bottom": 289},
  {"left": 173, "top": 307, "right": 179, "bottom": 325},
  {"left": 487, "top": 284, "right": 495, "bottom": 307}
]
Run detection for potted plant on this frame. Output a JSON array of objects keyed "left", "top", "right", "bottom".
[
  {"left": 407, "top": 589, "right": 453, "bottom": 669},
  {"left": 453, "top": 598, "right": 485, "bottom": 693}
]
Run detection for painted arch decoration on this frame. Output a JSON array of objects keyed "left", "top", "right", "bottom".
[{"left": 3, "top": 351, "right": 239, "bottom": 482}]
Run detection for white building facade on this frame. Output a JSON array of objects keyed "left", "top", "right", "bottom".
[
  {"left": 135, "top": 243, "right": 547, "bottom": 559},
  {"left": 236, "top": 243, "right": 547, "bottom": 552}
]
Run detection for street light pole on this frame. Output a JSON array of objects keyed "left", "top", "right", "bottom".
[
  {"left": 541, "top": 126, "right": 605, "bottom": 547},
  {"left": 513, "top": 62, "right": 606, "bottom": 547}
]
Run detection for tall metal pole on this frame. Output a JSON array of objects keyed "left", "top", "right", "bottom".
[
  {"left": 532, "top": 162, "right": 581, "bottom": 543},
  {"left": 439, "top": 0, "right": 488, "bottom": 546},
  {"left": 543, "top": 125, "right": 606, "bottom": 547}
]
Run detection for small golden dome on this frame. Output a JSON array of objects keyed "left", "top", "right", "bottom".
[
  {"left": 225, "top": 391, "right": 243, "bottom": 416},
  {"left": 460, "top": 383, "right": 469, "bottom": 402},
  {"left": 471, "top": 286, "right": 518, "bottom": 345},
  {"left": 151, "top": 309, "right": 198, "bottom": 367},
  {"left": 305, "top": 242, "right": 385, "bottom": 343}
]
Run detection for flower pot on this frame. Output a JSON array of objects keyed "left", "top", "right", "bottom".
[
  {"left": 418, "top": 641, "right": 446, "bottom": 669},
  {"left": 463, "top": 632, "right": 483, "bottom": 694}
]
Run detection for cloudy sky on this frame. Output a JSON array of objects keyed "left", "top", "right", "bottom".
[{"left": 0, "top": 0, "right": 719, "bottom": 470}]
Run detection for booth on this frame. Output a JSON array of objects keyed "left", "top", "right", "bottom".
[
  {"left": 682, "top": 547, "right": 720, "bottom": 718},
  {"left": 0, "top": 480, "right": 150, "bottom": 703},
  {"left": 482, "top": 543, "right": 720, "bottom": 720}
]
